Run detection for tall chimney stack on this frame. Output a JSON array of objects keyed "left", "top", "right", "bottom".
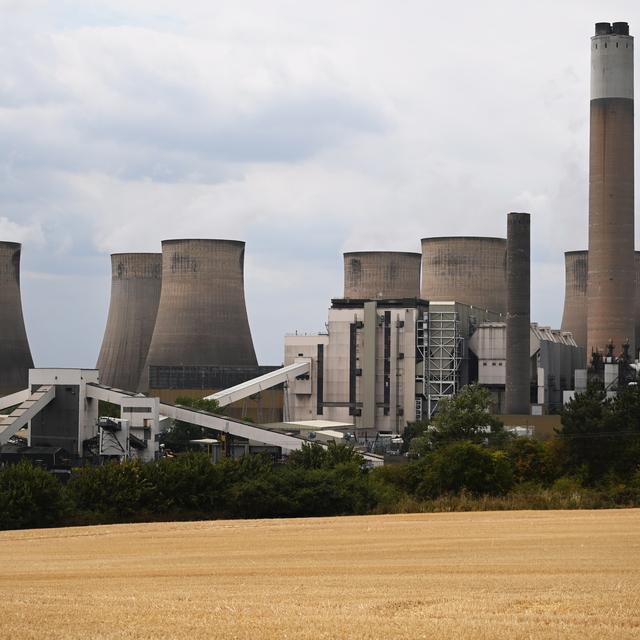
[
  {"left": 505, "top": 213, "right": 530, "bottom": 415},
  {"left": 587, "top": 21, "right": 635, "bottom": 358}
]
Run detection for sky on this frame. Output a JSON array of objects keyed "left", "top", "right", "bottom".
[{"left": 2, "top": 0, "right": 640, "bottom": 367}]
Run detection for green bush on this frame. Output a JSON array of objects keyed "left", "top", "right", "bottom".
[
  {"left": 414, "top": 441, "right": 514, "bottom": 498},
  {"left": 0, "top": 461, "right": 67, "bottom": 530},
  {"left": 141, "top": 452, "right": 225, "bottom": 515},
  {"left": 506, "top": 437, "right": 552, "bottom": 484},
  {"left": 287, "top": 442, "right": 364, "bottom": 470},
  {"left": 66, "top": 460, "right": 150, "bottom": 522}
]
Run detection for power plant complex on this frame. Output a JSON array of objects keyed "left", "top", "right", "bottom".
[{"left": 0, "top": 21, "right": 636, "bottom": 467}]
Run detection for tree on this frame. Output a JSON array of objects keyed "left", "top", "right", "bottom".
[
  {"left": 410, "top": 384, "right": 507, "bottom": 455},
  {"left": 506, "top": 437, "right": 552, "bottom": 484},
  {"left": 415, "top": 441, "right": 514, "bottom": 498},
  {"left": 0, "top": 461, "right": 67, "bottom": 530},
  {"left": 560, "top": 384, "right": 640, "bottom": 482},
  {"left": 287, "top": 441, "right": 364, "bottom": 469}
]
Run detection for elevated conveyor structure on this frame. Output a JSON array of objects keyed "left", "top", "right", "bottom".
[
  {"left": 0, "top": 388, "right": 30, "bottom": 412},
  {"left": 203, "top": 361, "right": 310, "bottom": 407},
  {"left": 85, "top": 382, "right": 382, "bottom": 465},
  {"left": 0, "top": 385, "right": 55, "bottom": 445}
]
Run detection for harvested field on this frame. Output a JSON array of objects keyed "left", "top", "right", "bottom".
[{"left": 1, "top": 510, "right": 639, "bottom": 639}]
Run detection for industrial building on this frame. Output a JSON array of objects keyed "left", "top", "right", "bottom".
[
  {"left": 0, "top": 368, "right": 383, "bottom": 466},
  {"left": 285, "top": 298, "right": 503, "bottom": 437},
  {"left": 470, "top": 323, "right": 584, "bottom": 414},
  {"left": 0, "top": 242, "right": 34, "bottom": 396},
  {"left": 284, "top": 214, "right": 585, "bottom": 436}
]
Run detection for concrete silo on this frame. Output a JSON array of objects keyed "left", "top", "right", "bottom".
[
  {"left": 140, "top": 239, "right": 257, "bottom": 391},
  {"left": 96, "top": 253, "right": 162, "bottom": 391},
  {"left": 560, "top": 250, "right": 588, "bottom": 354},
  {"left": 587, "top": 22, "right": 635, "bottom": 356},
  {"left": 505, "top": 212, "right": 530, "bottom": 415},
  {"left": 420, "top": 237, "right": 506, "bottom": 314},
  {"left": 343, "top": 251, "right": 421, "bottom": 299},
  {"left": 0, "top": 241, "right": 34, "bottom": 394}
]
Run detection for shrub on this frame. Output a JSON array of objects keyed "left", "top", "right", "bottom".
[
  {"left": 506, "top": 437, "right": 551, "bottom": 484},
  {"left": 0, "top": 461, "right": 67, "bottom": 530},
  {"left": 141, "top": 452, "right": 225, "bottom": 515},
  {"left": 415, "top": 441, "right": 514, "bottom": 498},
  {"left": 66, "top": 460, "right": 150, "bottom": 522}
]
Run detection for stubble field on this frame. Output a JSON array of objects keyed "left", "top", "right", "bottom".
[{"left": 0, "top": 509, "right": 639, "bottom": 639}]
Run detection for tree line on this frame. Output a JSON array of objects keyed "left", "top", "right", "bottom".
[{"left": 1, "top": 384, "right": 639, "bottom": 531}]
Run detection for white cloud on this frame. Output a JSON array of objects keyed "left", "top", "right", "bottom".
[
  {"left": 0, "top": 0, "right": 638, "bottom": 365},
  {"left": 0, "top": 217, "right": 44, "bottom": 245}
]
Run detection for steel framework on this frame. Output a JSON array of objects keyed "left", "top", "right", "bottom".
[{"left": 416, "top": 309, "right": 464, "bottom": 419}]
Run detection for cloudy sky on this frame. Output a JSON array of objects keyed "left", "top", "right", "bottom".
[{"left": 2, "top": 0, "right": 639, "bottom": 367}]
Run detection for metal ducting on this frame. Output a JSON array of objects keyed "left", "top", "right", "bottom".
[
  {"left": 0, "top": 241, "right": 34, "bottom": 395},
  {"left": 96, "top": 253, "right": 162, "bottom": 392},
  {"left": 560, "top": 250, "right": 588, "bottom": 355},
  {"left": 140, "top": 239, "right": 257, "bottom": 391},
  {"left": 420, "top": 237, "right": 507, "bottom": 313},
  {"left": 343, "top": 251, "right": 421, "bottom": 299},
  {"left": 505, "top": 213, "right": 530, "bottom": 415},
  {"left": 587, "top": 22, "right": 635, "bottom": 356}
]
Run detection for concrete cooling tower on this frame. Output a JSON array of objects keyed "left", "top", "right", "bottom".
[
  {"left": 343, "top": 251, "right": 421, "bottom": 299},
  {"left": 0, "top": 241, "right": 34, "bottom": 395},
  {"left": 420, "top": 237, "right": 507, "bottom": 314},
  {"left": 96, "top": 253, "right": 162, "bottom": 391},
  {"left": 561, "top": 251, "right": 588, "bottom": 354},
  {"left": 587, "top": 22, "right": 635, "bottom": 356},
  {"left": 141, "top": 239, "right": 257, "bottom": 390}
]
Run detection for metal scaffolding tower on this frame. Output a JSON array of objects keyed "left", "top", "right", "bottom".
[{"left": 416, "top": 309, "right": 464, "bottom": 419}]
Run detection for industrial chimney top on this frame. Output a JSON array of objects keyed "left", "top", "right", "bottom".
[{"left": 595, "top": 22, "right": 630, "bottom": 36}]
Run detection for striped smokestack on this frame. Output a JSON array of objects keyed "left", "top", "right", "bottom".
[
  {"left": 587, "top": 22, "right": 635, "bottom": 357},
  {"left": 343, "top": 251, "right": 421, "bottom": 299},
  {"left": 505, "top": 213, "right": 530, "bottom": 415},
  {"left": 96, "top": 253, "right": 162, "bottom": 391},
  {"left": 0, "top": 241, "right": 34, "bottom": 395}
]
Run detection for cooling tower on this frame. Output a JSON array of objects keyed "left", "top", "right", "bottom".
[
  {"left": 96, "top": 253, "right": 162, "bottom": 391},
  {"left": 0, "top": 241, "right": 34, "bottom": 395},
  {"left": 343, "top": 251, "right": 421, "bottom": 299},
  {"left": 560, "top": 251, "right": 588, "bottom": 354},
  {"left": 141, "top": 239, "right": 257, "bottom": 390},
  {"left": 587, "top": 22, "right": 635, "bottom": 356},
  {"left": 420, "top": 237, "right": 507, "bottom": 313},
  {"left": 505, "top": 213, "right": 530, "bottom": 415}
]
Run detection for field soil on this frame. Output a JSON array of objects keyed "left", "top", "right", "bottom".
[{"left": 0, "top": 510, "right": 639, "bottom": 639}]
